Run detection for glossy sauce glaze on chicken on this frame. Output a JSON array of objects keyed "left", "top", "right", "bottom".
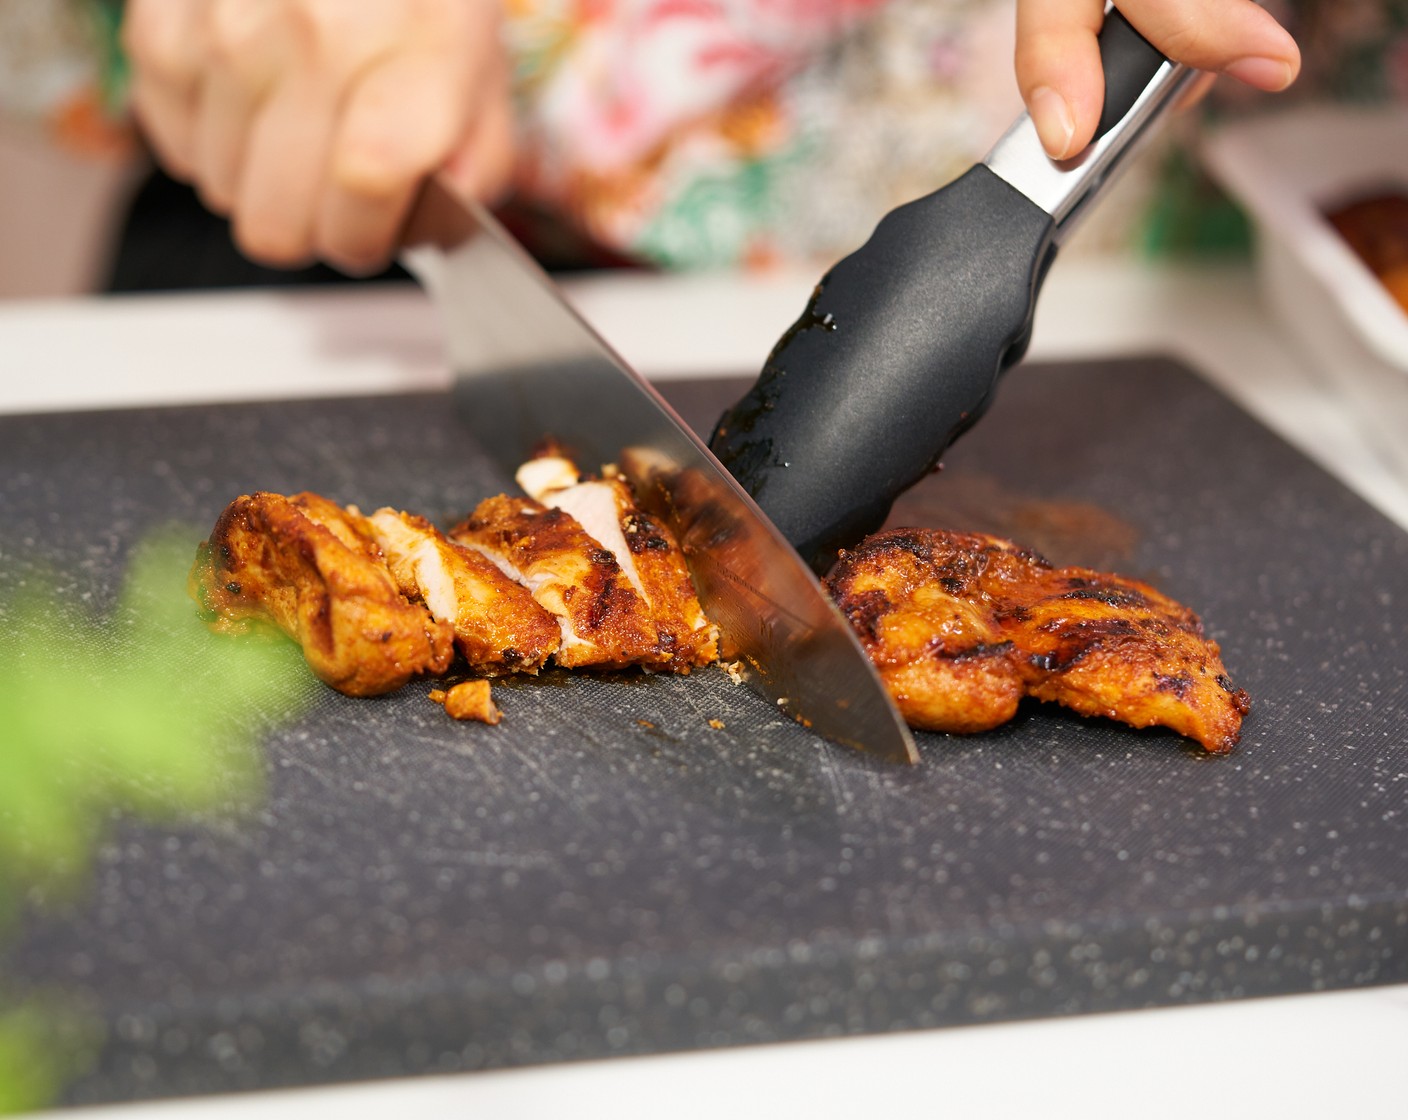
[
  {"left": 189, "top": 491, "right": 455, "bottom": 697},
  {"left": 189, "top": 457, "right": 719, "bottom": 704},
  {"left": 191, "top": 469, "right": 1247, "bottom": 750},
  {"left": 825, "top": 527, "right": 1250, "bottom": 752},
  {"left": 456, "top": 454, "right": 718, "bottom": 671},
  {"left": 361, "top": 506, "right": 562, "bottom": 675}
]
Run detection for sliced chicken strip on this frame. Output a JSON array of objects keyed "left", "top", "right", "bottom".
[
  {"left": 363, "top": 508, "right": 560, "bottom": 675},
  {"left": 515, "top": 455, "right": 581, "bottom": 502},
  {"left": 517, "top": 456, "right": 718, "bottom": 668},
  {"left": 518, "top": 457, "right": 645, "bottom": 594},
  {"left": 189, "top": 491, "right": 453, "bottom": 697},
  {"left": 449, "top": 494, "right": 680, "bottom": 670}
]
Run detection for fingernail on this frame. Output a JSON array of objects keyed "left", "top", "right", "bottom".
[
  {"left": 1223, "top": 56, "right": 1295, "bottom": 90},
  {"left": 1029, "top": 86, "right": 1075, "bottom": 159}
]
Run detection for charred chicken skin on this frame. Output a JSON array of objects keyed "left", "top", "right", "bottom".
[
  {"left": 191, "top": 463, "right": 717, "bottom": 702},
  {"left": 449, "top": 492, "right": 714, "bottom": 672},
  {"left": 826, "top": 528, "right": 1250, "bottom": 752},
  {"left": 192, "top": 481, "right": 1248, "bottom": 753},
  {"left": 189, "top": 491, "right": 454, "bottom": 696},
  {"left": 515, "top": 455, "right": 718, "bottom": 668}
]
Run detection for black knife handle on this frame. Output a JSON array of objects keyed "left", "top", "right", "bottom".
[{"left": 709, "top": 166, "right": 1056, "bottom": 571}]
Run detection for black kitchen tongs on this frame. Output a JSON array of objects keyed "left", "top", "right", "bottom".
[{"left": 710, "top": 8, "right": 1199, "bottom": 570}]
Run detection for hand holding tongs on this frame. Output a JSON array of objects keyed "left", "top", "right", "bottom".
[{"left": 710, "top": 9, "right": 1200, "bottom": 570}]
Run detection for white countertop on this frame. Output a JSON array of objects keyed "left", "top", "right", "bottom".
[
  {"left": 3, "top": 257, "right": 1407, "bottom": 528},
  {"left": 4, "top": 259, "right": 1407, "bottom": 1117}
]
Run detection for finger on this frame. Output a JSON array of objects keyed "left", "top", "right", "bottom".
[
  {"left": 128, "top": 74, "right": 200, "bottom": 181},
  {"left": 121, "top": 0, "right": 205, "bottom": 86},
  {"left": 193, "top": 0, "right": 288, "bottom": 211},
  {"left": 192, "top": 72, "right": 260, "bottom": 215},
  {"left": 1015, "top": 0, "right": 1107, "bottom": 160},
  {"left": 122, "top": 0, "right": 207, "bottom": 177},
  {"left": 1117, "top": 0, "right": 1300, "bottom": 90},
  {"left": 1016, "top": 0, "right": 1301, "bottom": 161},
  {"left": 231, "top": 74, "right": 341, "bottom": 268},
  {"left": 314, "top": 52, "right": 465, "bottom": 272},
  {"left": 441, "top": 71, "right": 517, "bottom": 207},
  {"left": 316, "top": 34, "right": 507, "bottom": 274}
]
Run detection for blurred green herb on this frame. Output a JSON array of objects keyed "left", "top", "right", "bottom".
[
  {"left": 0, "top": 999, "right": 102, "bottom": 1114},
  {"left": 0, "top": 529, "right": 316, "bottom": 1111}
]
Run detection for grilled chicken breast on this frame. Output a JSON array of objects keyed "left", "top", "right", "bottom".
[
  {"left": 516, "top": 455, "right": 718, "bottom": 668},
  {"left": 189, "top": 491, "right": 454, "bottom": 696},
  {"left": 363, "top": 507, "right": 560, "bottom": 674},
  {"left": 196, "top": 480, "right": 1243, "bottom": 754},
  {"left": 826, "top": 528, "right": 1250, "bottom": 752}
]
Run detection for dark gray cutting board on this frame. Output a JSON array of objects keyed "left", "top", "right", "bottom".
[{"left": 3, "top": 356, "right": 1406, "bottom": 1105}]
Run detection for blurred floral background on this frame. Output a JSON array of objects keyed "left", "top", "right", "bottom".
[{"left": 1, "top": 0, "right": 1406, "bottom": 290}]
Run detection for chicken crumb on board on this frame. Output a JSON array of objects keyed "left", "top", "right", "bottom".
[{"left": 429, "top": 681, "right": 502, "bottom": 725}]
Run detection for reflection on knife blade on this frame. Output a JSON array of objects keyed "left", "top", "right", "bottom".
[{"left": 401, "top": 176, "right": 919, "bottom": 764}]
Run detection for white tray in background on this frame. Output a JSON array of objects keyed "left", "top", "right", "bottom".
[{"left": 1202, "top": 104, "right": 1408, "bottom": 478}]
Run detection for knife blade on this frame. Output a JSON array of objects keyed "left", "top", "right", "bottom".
[{"left": 400, "top": 179, "right": 918, "bottom": 765}]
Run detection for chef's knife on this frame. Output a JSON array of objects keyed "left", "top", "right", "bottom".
[
  {"left": 400, "top": 182, "right": 919, "bottom": 764},
  {"left": 710, "top": 7, "right": 1198, "bottom": 570}
]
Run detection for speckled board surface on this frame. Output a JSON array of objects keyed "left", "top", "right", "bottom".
[{"left": 3, "top": 356, "right": 1406, "bottom": 1105}]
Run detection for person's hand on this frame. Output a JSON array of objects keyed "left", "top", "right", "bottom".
[
  {"left": 122, "top": 0, "right": 515, "bottom": 274},
  {"left": 1015, "top": 0, "right": 1301, "bottom": 160}
]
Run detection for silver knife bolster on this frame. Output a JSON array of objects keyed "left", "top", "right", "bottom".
[{"left": 982, "top": 60, "right": 1199, "bottom": 243}]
